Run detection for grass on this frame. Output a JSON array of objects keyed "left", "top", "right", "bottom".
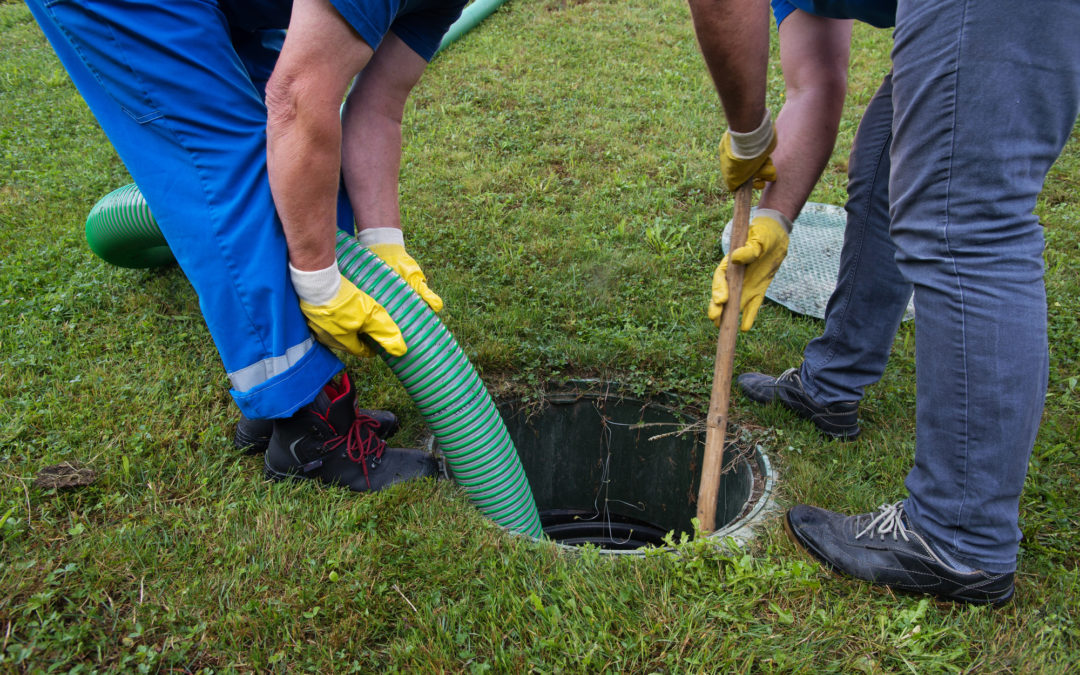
[{"left": 2, "top": 0, "right": 1079, "bottom": 671}]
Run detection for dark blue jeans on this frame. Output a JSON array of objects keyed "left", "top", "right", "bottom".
[
  {"left": 801, "top": 0, "right": 1079, "bottom": 572},
  {"left": 799, "top": 73, "right": 910, "bottom": 407}
]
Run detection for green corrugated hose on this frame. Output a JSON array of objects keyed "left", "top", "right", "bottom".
[
  {"left": 81, "top": 1, "right": 540, "bottom": 535},
  {"left": 436, "top": 0, "right": 512, "bottom": 54},
  {"left": 335, "top": 232, "right": 542, "bottom": 536},
  {"left": 85, "top": 183, "right": 177, "bottom": 269},
  {"left": 84, "top": 184, "right": 543, "bottom": 537}
]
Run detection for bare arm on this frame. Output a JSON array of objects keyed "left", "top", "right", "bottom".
[
  {"left": 263, "top": 0, "right": 412, "bottom": 359},
  {"left": 701, "top": 5, "right": 852, "bottom": 333},
  {"left": 265, "top": 0, "right": 374, "bottom": 271},
  {"left": 686, "top": 0, "right": 772, "bottom": 132},
  {"left": 759, "top": 11, "right": 852, "bottom": 220}
]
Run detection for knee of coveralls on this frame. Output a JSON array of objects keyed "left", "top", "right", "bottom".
[
  {"left": 889, "top": 0, "right": 1079, "bottom": 570},
  {"left": 27, "top": 0, "right": 343, "bottom": 420}
]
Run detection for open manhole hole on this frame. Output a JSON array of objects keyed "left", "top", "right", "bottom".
[{"left": 445, "top": 382, "right": 775, "bottom": 554}]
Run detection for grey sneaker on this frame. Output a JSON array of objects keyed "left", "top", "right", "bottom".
[
  {"left": 785, "top": 502, "right": 1015, "bottom": 606},
  {"left": 737, "top": 367, "right": 860, "bottom": 440}
]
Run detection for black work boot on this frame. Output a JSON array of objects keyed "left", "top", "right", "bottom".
[
  {"left": 263, "top": 374, "right": 437, "bottom": 492},
  {"left": 737, "top": 367, "right": 860, "bottom": 440},
  {"left": 234, "top": 404, "right": 399, "bottom": 455},
  {"left": 785, "top": 502, "right": 1015, "bottom": 606}
]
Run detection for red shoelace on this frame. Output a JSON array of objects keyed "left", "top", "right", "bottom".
[{"left": 324, "top": 414, "right": 387, "bottom": 488}]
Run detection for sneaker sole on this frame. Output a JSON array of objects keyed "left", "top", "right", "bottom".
[{"left": 792, "top": 410, "right": 861, "bottom": 441}]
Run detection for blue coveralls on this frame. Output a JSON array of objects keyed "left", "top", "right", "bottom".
[
  {"left": 25, "top": 0, "right": 465, "bottom": 420},
  {"left": 772, "top": 0, "right": 1080, "bottom": 571}
]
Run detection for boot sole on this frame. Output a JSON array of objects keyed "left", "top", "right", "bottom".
[
  {"left": 234, "top": 429, "right": 270, "bottom": 456},
  {"left": 263, "top": 454, "right": 441, "bottom": 492},
  {"left": 238, "top": 415, "right": 399, "bottom": 455},
  {"left": 264, "top": 460, "right": 305, "bottom": 483}
]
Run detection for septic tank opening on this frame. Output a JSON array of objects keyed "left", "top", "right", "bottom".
[{"left": 472, "top": 382, "right": 774, "bottom": 553}]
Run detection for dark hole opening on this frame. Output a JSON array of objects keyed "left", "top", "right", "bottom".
[{"left": 488, "top": 385, "right": 754, "bottom": 551}]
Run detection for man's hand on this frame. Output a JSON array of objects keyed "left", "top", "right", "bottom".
[
  {"left": 368, "top": 243, "right": 444, "bottom": 313},
  {"left": 708, "top": 210, "right": 791, "bottom": 331},
  {"left": 720, "top": 132, "right": 777, "bottom": 192},
  {"left": 719, "top": 111, "right": 778, "bottom": 192},
  {"left": 290, "top": 264, "right": 406, "bottom": 358},
  {"left": 359, "top": 228, "right": 443, "bottom": 313},
  {"left": 299, "top": 276, "right": 406, "bottom": 358}
]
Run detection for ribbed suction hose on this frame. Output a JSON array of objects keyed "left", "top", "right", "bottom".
[
  {"left": 334, "top": 232, "right": 542, "bottom": 536},
  {"left": 85, "top": 184, "right": 177, "bottom": 269},
  {"left": 436, "top": 0, "right": 512, "bottom": 53},
  {"left": 82, "top": 1, "right": 540, "bottom": 535},
  {"left": 84, "top": 185, "right": 543, "bottom": 537}
]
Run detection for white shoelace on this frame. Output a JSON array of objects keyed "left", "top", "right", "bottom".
[
  {"left": 853, "top": 501, "right": 982, "bottom": 574},
  {"left": 855, "top": 502, "right": 910, "bottom": 541}
]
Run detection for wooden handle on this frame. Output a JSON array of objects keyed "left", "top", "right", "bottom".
[{"left": 696, "top": 182, "right": 753, "bottom": 533}]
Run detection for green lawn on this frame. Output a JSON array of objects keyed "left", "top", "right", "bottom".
[{"left": 3, "top": 0, "right": 1079, "bottom": 671}]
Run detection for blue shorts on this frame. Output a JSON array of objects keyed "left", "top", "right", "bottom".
[
  {"left": 329, "top": 0, "right": 468, "bottom": 61},
  {"left": 770, "top": 0, "right": 896, "bottom": 29}
]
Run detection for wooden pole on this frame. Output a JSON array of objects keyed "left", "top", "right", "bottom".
[{"left": 696, "top": 182, "right": 753, "bottom": 533}]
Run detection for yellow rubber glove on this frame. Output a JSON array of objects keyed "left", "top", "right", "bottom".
[
  {"left": 299, "top": 275, "right": 407, "bottom": 358},
  {"left": 708, "top": 211, "right": 791, "bottom": 332},
  {"left": 367, "top": 243, "right": 444, "bottom": 313},
  {"left": 719, "top": 129, "right": 778, "bottom": 193}
]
